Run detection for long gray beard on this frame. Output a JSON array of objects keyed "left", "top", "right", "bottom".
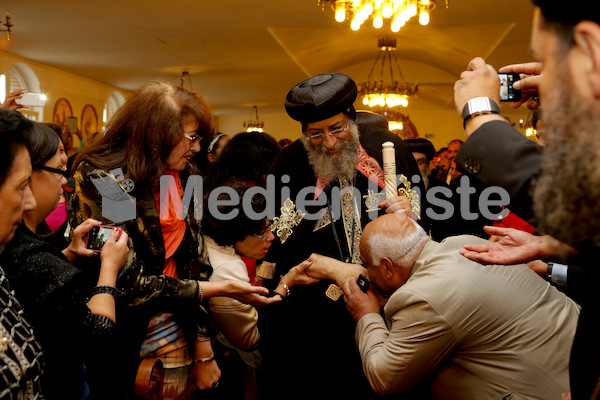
[
  {"left": 532, "top": 64, "right": 600, "bottom": 249},
  {"left": 302, "top": 122, "right": 360, "bottom": 183}
]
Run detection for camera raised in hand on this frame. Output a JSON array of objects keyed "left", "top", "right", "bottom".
[
  {"left": 15, "top": 92, "right": 47, "bottom": 107},
  {"left": 498, "top": 72, "right": 521, "bottom": 102}
]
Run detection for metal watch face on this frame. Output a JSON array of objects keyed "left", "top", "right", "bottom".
[{"left": 468, "top": 97, "right": 493, "bottom": 114}]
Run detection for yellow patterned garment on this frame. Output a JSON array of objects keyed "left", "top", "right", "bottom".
[{"left": 140, "top": 313, "right": 193, "bottom": 400}]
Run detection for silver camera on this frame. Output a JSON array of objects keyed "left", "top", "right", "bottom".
[{"left": 16, "top": 92, "right": 47, "bottom": 107}]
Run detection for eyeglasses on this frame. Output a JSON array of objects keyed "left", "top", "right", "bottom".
[
  {"left": 183, "top": 132, "right": 201, "bottom": 145},
  {"left": 36, "top": 165, "right": 68, "bottom": 180},
  {"left": 303, "top": 119, "right": 350, "bottom": 143},
  {"left": 253, "top": 223, "right": 272, "bottom": 241}
]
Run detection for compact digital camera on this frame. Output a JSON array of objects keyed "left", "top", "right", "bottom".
[{"left": 15, "top": 92, "right": 47, "bottom": 107}]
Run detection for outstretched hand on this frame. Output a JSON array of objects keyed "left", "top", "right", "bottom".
[
  {"left": 225, "top": 280, "right": 282, "bottom": 306},
  {"left": 305, "top": 253, "right": 366, "bottom": 287},
  {"left": 286, "top": 259, "right": 320, "bottom": 287},
  {"left": 459, "top": 226, "right": 544, "bottom": 265}
]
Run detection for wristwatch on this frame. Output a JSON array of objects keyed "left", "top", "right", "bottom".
[{"left": 461, "top": 97, "right": 501, "bottom": 128}]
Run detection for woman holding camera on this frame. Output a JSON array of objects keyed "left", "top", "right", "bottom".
[
  {"left": 69, "top": 81, "right": 278, "bottom": 399},
  {"left": 0, "top": 121, "right": 131, "bottom": 399}
]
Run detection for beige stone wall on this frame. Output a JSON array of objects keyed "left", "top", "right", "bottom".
[{"left": 0, "top": 51, "right": 130, "bottom": 144}]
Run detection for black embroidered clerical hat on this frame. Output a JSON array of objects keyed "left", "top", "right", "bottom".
[
  {"left": 531, "top": 0, "right": 600, "bottom": 25},
  {"left": 285, "top": 73, "right": 357, "bottom": 123}
]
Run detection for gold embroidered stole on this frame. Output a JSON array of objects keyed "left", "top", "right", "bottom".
[{"left": 339, "top": 176, "right": 362, "bottom": 264}]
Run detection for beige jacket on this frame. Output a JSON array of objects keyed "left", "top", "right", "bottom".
[
  {"left": 356, "top": 235, "right": 580, "bottom": 399},
  {"left": 206, "top": 236, "right": 259, "bottom": 351}
]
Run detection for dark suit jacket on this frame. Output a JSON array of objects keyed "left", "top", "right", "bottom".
[
  {"left": 456, "top": 120, "right": 600, "bottom": 400},
  {"left": 455, "top": 120, "right": 543, "bottom": 223}
]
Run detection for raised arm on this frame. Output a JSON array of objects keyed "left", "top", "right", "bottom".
[
  {"left": 305, "top": 253, "right": 366, "bottom": 287},
  {"left": 87, "top": 228, "right": 130, "bottom": 322},
  {"left": 454, "top": 57, "right": 506, "bottom": 137}
]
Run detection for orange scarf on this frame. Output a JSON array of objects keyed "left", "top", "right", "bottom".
[{"left": 153, "top": 170, "right": 186, "bottom": 278}]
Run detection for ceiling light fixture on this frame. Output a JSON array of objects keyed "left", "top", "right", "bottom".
[
  {"left": 244, "top": 105, "right": 264, "bottom": 133},
  {"left": 380, "top": 109, "right": 419, "bottom": 139},
  {"left": 0, "top": 11, "right": 12, "bottom": 40},
  {"left": 318, "top": 0, "right": 447, "bottom": 32},
  {"left": 180, "top": 70, "right": 193, "bottom": 91},
  {"left": 521, "top": 109, "right": 540, "bottom": 140},
  {"left": 359, "top": 38, "right": 418, "bottom": 110}
]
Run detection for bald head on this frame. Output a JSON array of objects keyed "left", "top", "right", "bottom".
[
  {"left": 360, "top": 214, "right": 429, "bottom": 269},
  {"left": 362, "top": 214, "right": 417, "bottom": 244}
]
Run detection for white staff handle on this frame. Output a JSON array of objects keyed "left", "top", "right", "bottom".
[{"left": 382, "top": 141, "right": 397, "bottom": 200}]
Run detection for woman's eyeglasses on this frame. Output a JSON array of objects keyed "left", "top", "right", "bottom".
[
  {"left": 253, "top": 223, "right": 273, "bottom": 241},
  {"left": 183, "top": 132, "right": 201, "bottom": 144},
  {"left": 36, "top": 165, "right": 68, "bottom": 180}
]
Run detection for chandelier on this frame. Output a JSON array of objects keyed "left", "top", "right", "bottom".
[
  {"left": 359, "top": 38, "right": 418, "bottom": 110},
  {"left": 519, "top": 109, "right": 541, "bottom": 140},
  {"left": 380, "top": 109, "right": 418, "bottom": 139},
  {"left": 244, "top": 105, "right": 264, "bottom": 133},
  {"left": 318, "top": 0, "right": 446, "bottom": 32}
]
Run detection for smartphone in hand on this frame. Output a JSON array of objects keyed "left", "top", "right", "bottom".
[
  {"left": 86, "top": 225, "right": 121, "bottom": 253},
  {"left": 498, "top": 72, "right": 521, "bottom": 102},
  {"left": 357, "top": 274, "right": 370, "bottom": 293}
]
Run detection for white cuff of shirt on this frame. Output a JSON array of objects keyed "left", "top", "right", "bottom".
[{"left": 550, "top": 262, "right": 568, "bottom": 286}]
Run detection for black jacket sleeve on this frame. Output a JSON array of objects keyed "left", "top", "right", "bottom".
[{"left": 454, "top": 120, "right": 544, "bottom": 222}]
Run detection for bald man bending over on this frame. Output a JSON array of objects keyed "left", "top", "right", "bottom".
[{"left": 340, "top": 214, "right": 579, "bottom": 399}]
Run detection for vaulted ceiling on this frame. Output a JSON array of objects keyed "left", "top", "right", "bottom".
[{"left": 1, "top": 0, "right": 536, "bottom": 116}]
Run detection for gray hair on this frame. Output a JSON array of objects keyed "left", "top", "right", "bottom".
[{"left": 366, "top": 219, "right": 429, "bottom": 267}]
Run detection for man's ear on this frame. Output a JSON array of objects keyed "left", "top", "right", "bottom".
[
  {"left": 574, "top": 21, "right": 600, "bottom": 99},
  {"left": 379, "top": 257, "right": 395, "bottom": 280}
]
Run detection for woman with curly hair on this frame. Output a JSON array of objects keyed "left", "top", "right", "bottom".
[{"left": 201, "top": 182, "right": 317, "bottom": 398}]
